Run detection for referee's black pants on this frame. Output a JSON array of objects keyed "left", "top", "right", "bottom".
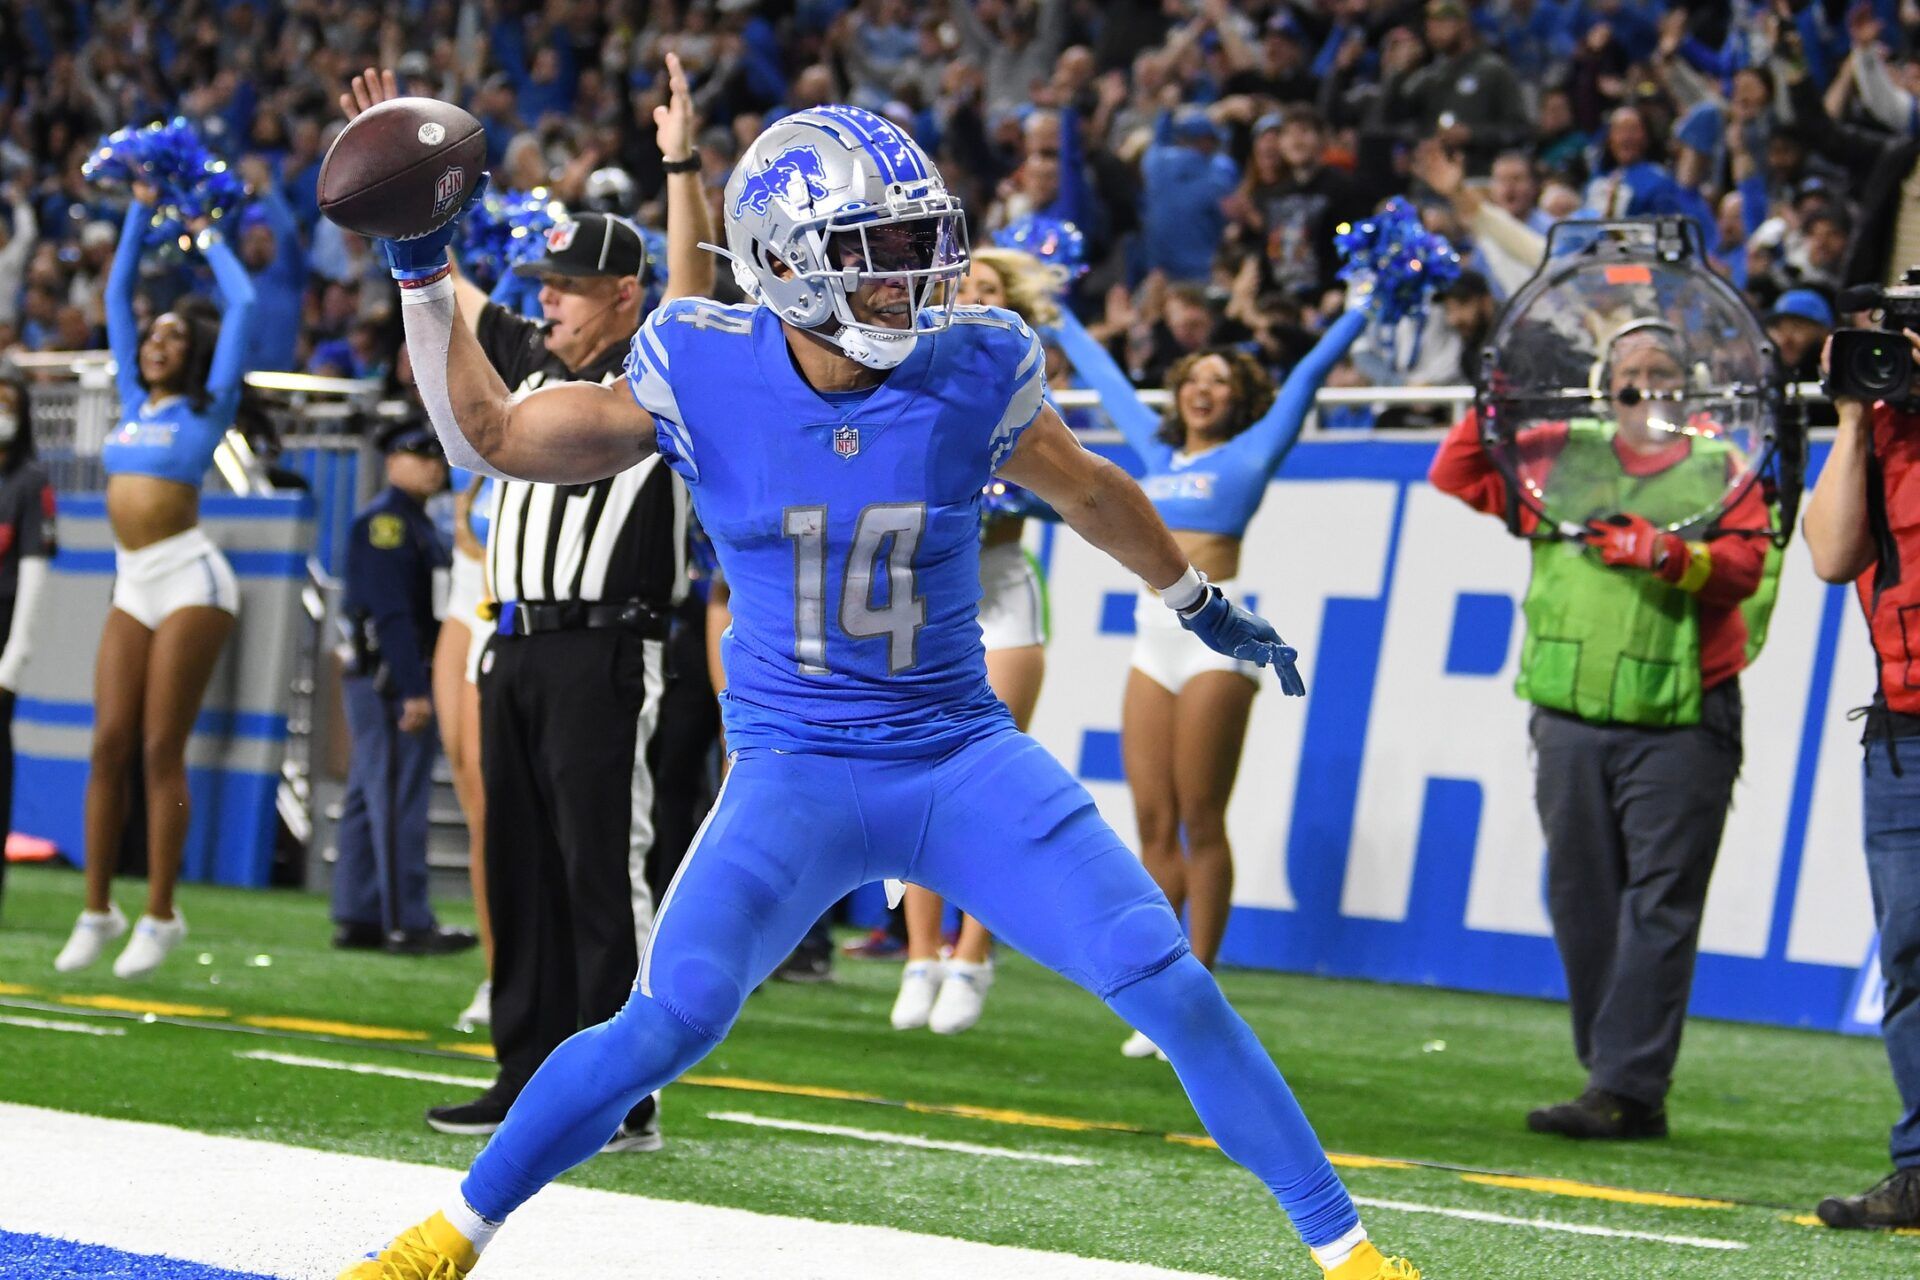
[{"left": 480, "top": 624, "right": 665, "bottom": 1099}]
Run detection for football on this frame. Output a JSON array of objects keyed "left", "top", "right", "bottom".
[{"left": 317, "top": 97, "right": 486, "bottom": 240}]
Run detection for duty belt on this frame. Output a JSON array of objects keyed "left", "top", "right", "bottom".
[{"left": 491, "top": 599, "right": 668, "bottom": 639}]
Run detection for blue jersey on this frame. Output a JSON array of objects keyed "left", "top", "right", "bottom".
[
  {"left": 102, "top": 202, "right": 258, "bottom": 486},
  {"left": 1047, "top": 307, "right": 1368, "bottom": 538},
  {"left": 626, "top": 299, "right": 1047, "bottom": 755}
]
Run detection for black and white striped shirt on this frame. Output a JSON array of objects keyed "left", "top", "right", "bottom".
[{"left": 476, "top": 305, "right": 687, "bottom": 607}]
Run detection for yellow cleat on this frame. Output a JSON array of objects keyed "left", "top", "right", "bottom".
[
  {"left": 337, "top": 1211, "right": 479, "bottom": 1279},
  {"left": 1322, "top": 1241, "right": 1421, "bottom": 1280}
]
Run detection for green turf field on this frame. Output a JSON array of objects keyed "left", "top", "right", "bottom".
[{"left": 2, "top": 862, "right": 1916, "bottom": 1278}]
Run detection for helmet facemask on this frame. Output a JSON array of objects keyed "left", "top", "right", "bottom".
[{"left": 739, "top": 199, "right": 969, "bottom": 370}]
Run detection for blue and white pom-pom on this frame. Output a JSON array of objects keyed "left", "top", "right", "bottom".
[
  {"left": 460, "top": 187, "right": 566, "bottom": 289},
  {"left": 82, "top": 118, "right": 247, "bottom": 248},
  {"left": 1334, "top": 197, "right": 1460, "bottom": 326},
  {"left": 993, "top": 215, "right": 1089, "bottom": 283}
]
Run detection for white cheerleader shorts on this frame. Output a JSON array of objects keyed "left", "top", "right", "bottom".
[
  {"left": 979, "top": 540, "right": 1047, "bottom": 651},
  {"left": 444, "top": 549, "right": 491, "bottom": 684},
  {"left": 1130, "top": 578, "right": 1262, "bottom": 694},
  {"left": 112, "top": 527, "right": 239, "bottom": 630}
]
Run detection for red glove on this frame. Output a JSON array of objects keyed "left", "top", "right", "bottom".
[{"left": 1583, "top": 513, "right": 1688, "bottom": 578}]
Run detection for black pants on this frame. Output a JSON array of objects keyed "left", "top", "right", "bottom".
[
  {"left": 0, "top": 596, "right": 15, "bottom": 908},
  {"left": 645, "top": 595, "right": 720, "bottom": 905},
  {"left": 1531, "top": 680, "right": 1744, "bottom": 1107},
  {"left": 481, "top": 625, "right": 666, "bottom": 1097}
]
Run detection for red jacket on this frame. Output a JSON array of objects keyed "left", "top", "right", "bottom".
[
  {"left": 1855, "top": 402, "right": 1920, "bottom": 715},
  {"left": 1430, "top": 410, "right": 1768, "bottom": 692}
]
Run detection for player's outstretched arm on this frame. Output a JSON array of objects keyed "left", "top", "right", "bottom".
[
  {"left": 998, "top": 404, "right": 1188, "bottom": 588},
  {"left": 999, "top": 406, "right": 1308, "bottom": 694},
  {"left": 398, "top": 268, "right": 654, "bottom": 484}
]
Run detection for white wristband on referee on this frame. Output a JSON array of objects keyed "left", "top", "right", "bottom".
[{"left": 1157, "top": 565, "right": 1208, "bottom": 613}]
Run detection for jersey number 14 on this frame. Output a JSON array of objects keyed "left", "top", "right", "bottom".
[{"left": 783, "top": 503, "right": 927, "bottom": 675}]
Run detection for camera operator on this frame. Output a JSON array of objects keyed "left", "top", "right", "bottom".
[{"left": 1802, "top": 319, "right": 1920, "bottom": 1231}]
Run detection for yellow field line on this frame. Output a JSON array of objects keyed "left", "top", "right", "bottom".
[
  {"left": 239, "top": 1016, "right": 428, "bottom": 1042},
  {"left": 0, "top": 983, "right": 1782, "bottom": 1217},
  {"left": 1463, "top": 1174, "right": 1735, "bottom": 1210},
  {"left": 58, "top": 994, "right": 231, "bottom": 1018}
]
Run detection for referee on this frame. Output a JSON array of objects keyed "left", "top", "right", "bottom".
[{"left": 342, "top": 59, "right": 715, "bottom": 1151}]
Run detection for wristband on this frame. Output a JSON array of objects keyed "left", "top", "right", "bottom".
[
  {"left": 1158, "top": 565, "right": 1207, "bottom": 613},
  {"left": 661, "top": 151, "right": 701, "bottom": 174}
]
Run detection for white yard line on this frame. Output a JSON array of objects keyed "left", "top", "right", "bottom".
[
  {"left": 237, "top": 1048, "right": 493, "bottom": 1089},
  {"left": 1353, "top": 1195, "right": 1749, "bottom": 1251},
  {"left": 705, "top": 1110, "right": 1094, "bottom": 1166},
  {"left": 0, "top": 1014, "right": 126, "bottom": 1037},
  {"left": 0, "top": 1103, "right": 1228, "bottom": 1280},
  {"left": 224, "top": 1050, "right": 1754, "bottom": 1259}
]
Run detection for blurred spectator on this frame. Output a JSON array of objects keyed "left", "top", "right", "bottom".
[
  {"left": 1766, "top": 288, "right": 1835, "bottom": 384},
  {"left": 1141, "top": 107, "right": 1238, "bottom": 283},
  {"left": 0, "top": 183, "right": 37, "bottom": 328},
  {"left": 1385, "top": 0, "right": 1530, "bottom": 175},
  {"left": 1437, "top": 269, "right": 1496, "bottom": 383},
  {"left": 947, "top": 0, "right": 1069, "bottom": 114},
  {"left": 1227, "top": 106, "right": 1367, "bottom": 298}
]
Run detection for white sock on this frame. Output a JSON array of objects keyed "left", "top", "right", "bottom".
[
  {"left": 1311, "top": 1223, "right": 1369, "bottom": 1271},
  {"left": 444, "top": 1198, "right": 501, "bottom": 1253}
]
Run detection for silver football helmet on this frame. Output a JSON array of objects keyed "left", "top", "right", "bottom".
[{"left": 716, "top": 105, "right": 968, "bottom": 369}]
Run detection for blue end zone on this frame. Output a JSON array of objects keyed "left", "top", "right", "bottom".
[{"left": 0, "top": 1230, "right": 281, "bottom": 1279}]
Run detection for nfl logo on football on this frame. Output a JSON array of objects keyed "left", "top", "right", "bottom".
[
  {"left": 431, "top": 166, "right": 465, "bottom": 219},
  {"left": 834, "top": 425, "right": 860, "bottom": 458}
]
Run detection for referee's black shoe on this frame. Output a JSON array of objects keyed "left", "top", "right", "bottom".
[
  {"left": 426, "top": 1085, "right": 516, "bottom": 1135},
  {"left": 1816, "top": 1169, "right": 1920, "bottom": 1229},
  {"left": 331, "top": 922, "right": 385, "bottom": 950},
  {"left": 1525, "top": 1088, "right": 1668, "bottom": 1139},
  {"left": 601, "top": 1092, "right": 663, "bottom": 1154},
  {"left": 384, "top": 925, "right": 480, "bottom": 956}
]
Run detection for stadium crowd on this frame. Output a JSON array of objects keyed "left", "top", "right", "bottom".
[{"left": 4, "top": 0, "right": 1914, "bottom": 413}]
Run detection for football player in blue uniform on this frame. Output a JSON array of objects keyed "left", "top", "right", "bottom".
[{"left": 345, "top": 105, "right": 1418, "bottom": 1280}]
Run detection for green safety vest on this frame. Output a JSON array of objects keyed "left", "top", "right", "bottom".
[{"left": 1515, "top": 420, "right": 1779, "bottom": 728}]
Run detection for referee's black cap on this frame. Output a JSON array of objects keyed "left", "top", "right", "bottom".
[{"left": 511, "top": 213, "right": 650, "bottom": 281}]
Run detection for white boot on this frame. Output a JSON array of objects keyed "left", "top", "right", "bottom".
[
  {"left": 928, "top": 959, "right": 993, "bottom": 1035},
  {"left": 1121, "top": 1029, "right": 1162, "bottom": 1059},
  {"left": 112, "top": 911, "right": 187, "bottom": 979},
  {"left": 890, "top": 959, "right": 943, "bottom": 1030},
  {"left": 455, "top": 979, "right": 492, "bottom": 1032},
  {"left": 53, "top": 904, "right": 127, "bottom": 973}
]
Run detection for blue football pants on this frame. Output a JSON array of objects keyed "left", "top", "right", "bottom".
[{"left": 461, "top": 723, "right": 1358, "bottom": 1248}]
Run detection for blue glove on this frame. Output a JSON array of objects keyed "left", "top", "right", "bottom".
[
  {"left": 380, "top": 171, "right": 491, "bottom": 280},
  {"left": 1177, "top": 585, "right": 1307, "bottom": 696}
]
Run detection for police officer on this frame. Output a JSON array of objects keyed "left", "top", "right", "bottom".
[{"left": 330, "top": 423, "right": 478, "bottom": 956}]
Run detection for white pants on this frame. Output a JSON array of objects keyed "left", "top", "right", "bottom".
[
  {"left": 445, "top": 549, "right": 491, "bottom": 683},
  {"left": 1130, "top": 579, "right": 1261, "bottom": 694},
  {"left": 111, "top": 527, "right": 239, "bottom": 630},
  {"left": 979, "top": 541, "right": 1046, "bottom": 651}
]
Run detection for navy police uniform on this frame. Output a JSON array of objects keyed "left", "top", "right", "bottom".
[{"left": 331, "top": 428, "right": 470, "bottom": 952}]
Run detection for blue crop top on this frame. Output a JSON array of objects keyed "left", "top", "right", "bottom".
[
  {"left": 1046, "top": 305, "right": 1369, "bottom": 538},
  {"left": 102, "top": 202, "right": 258, "bottom": 486}
]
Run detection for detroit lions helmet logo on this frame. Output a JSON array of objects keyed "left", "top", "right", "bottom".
[{"left": 733, "top": 145, "right": 832, "bottom": 218}]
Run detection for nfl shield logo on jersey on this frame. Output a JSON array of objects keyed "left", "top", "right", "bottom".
[{"left": 834, "top": 425, "right": 860, "bottom": 458}]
